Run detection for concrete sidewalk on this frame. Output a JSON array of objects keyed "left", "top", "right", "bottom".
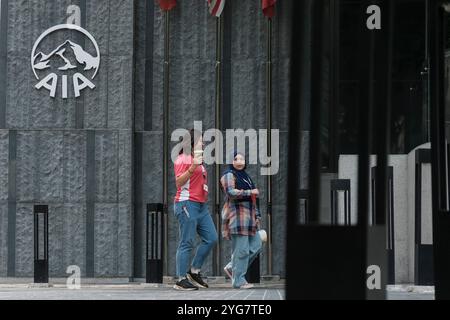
[
  {"left": 0, "top": 283, "right": 285, "bottom": 300},
  {"left": 0, "top": 281, "right": 435, "bottom": 300}
]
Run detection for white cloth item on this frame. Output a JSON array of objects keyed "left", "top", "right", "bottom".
[{"left": 258, "top": 229, "right": 267, "bottom": 242}]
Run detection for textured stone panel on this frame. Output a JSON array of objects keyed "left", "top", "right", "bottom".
[
  {"left": 28, "top": 81, "right": 77, "bottom": 129},
  {"left": 150, "top": 61, "right": 164, "bottom": 131},
  {"left": 170, "top": 0, "right": 215, "bottom": 61},
  {"left": 117, "top": 203, "right": 132, "bottom": 276},
  {"left": 272, "top": 59, "right": 291, "bottom": 132},
  {"left": 94, "top": 203, "right": 118, "bottom": 276},
  {"left": 231, "top": 0, "right": 266, "bottom": 60},
  {"left": 169, "top": 59, "right": 216, "bottom": 131},
  {"left": 230, "top": 60, "right": 266, "bottom": 130},
  {"left": 0, "top": 132, "right": 8, "bottom": 201},
  {"left": 272, "top": 0, "right": 294, "bottom": 60},
  {"left": 95, "top": 131, "right": 118, "bottom": 203},
  {"left": 16, "top": 132, "right": 38, "bottom": 202},
  {"left": 90, "top": 203, "right": 132, "bottom": 277},
  {"left": 109, "top": 0, "right": 134, "bottom": 57},
  {"left": 118, "top": 130, "right": 132, "bottom": 203},
  {"left": 107, "top": 56, "right": 133, "bottom": 129},
  {"left": 11, "top": 0, "right": 78, "bottom": 129},
  {"left": 7, "top": 0, "right": 31, "bottom": 56},
  {"left": 141, "top": 132, "right": 163, "bottom": 204},
  {"left": 134, "top": 0, "right": 147, "bottom": 62},
  {"left": 152, "top": 4, "right": 164, "bottom": 60},
  {"left": 16, "top": 131, "right": 64, "bottom": 202},
  {"left": 15, "top": 204, "right": 33, "bottom": 277},
  {"left": 84, "top": 55, "right": 108, "bottom": 129},
  {"left": 38, "top": 131, "right": 64, "bottom": 202},
  {"left": 271, "top": 132, "right": 288, "bottom": 208},
  {"left": 134, "top": 59, "right": 146, "bottom": 132},
  {"left": 272, "top": 204, "right": 286, "bottom": 277},
  {"left": 63, "top": 131, "right": 86, "bottom": 203},
  {"left": 86, "top": 0, "right": 110, "bottom": 56},
  {"left": 48, "top": 203, "right": 86, "bottom": 277},
  {"left": 6, "top": 56, "right": 31, "bottom": 129},
  {"left": 134, "top": 132, "right": 163, "bottom": 277},
  {"left": 0, "top": 203, "right": 7, "bottom": 276},
  {"left": 28, "top": 0, "right": 73, "bottom": 55}
]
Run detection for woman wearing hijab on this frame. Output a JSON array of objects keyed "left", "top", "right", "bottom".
[{"left": 220, "top": 152, "right": 262, "bottom": 289}]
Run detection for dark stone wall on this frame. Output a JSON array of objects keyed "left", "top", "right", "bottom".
[
  {"left": 0, "top": 0, "right": 299, "bottom": 278},
  {"left": 134, "top": 0, "right": 294, "bottom": 278}
]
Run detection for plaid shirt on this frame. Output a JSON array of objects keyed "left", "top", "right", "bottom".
[{"left": 220, "top": 172, "right": 261, "bottom": 239}]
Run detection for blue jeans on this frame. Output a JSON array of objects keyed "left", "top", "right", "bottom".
[
  {"left": 174, "top": 200, "right": 218, "bottom": 277},
  {"left": 230, "top": 234, "right": 262, "bottom": 288}
]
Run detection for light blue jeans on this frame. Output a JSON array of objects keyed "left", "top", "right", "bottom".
[
  {"left": 229, "top": 234, "right": 262, "bottom": 288},
  {"left": 174, "top": 200, "right": 218, "bottom": 277}
]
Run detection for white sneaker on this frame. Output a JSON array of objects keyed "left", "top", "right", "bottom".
[{"left": 223, "top": 266, "right": 232, "bottom": 279}]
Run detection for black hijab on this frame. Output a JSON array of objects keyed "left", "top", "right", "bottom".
[{"left": 222, "top": 152, "right": 255, "bottom": 196}]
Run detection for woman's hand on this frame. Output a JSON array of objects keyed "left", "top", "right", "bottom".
[
  {"left": 176, "top": 159, "right": 201, "bottom": 189},
  {"left": 251, "top": 189, "right": 260, "bottom": 197},
  {"left": 256, "top": 218, "right": 261, "bottom": 229}
]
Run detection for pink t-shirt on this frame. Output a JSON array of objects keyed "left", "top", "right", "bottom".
[{"left": 174, "top": 153, "right": 208, "bottom": 203}]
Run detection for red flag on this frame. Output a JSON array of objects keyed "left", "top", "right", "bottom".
[
  {"left": 158, "top": 0, "right": 176, "bottom": 11},
  {"left": 207, "top": 0, "right": 225, "bottom": 17},
  {"left": 262, "top": 0, "right": 276, "bottom": 18}
]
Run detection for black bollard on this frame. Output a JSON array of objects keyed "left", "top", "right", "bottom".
[
  {"left": 34, "top": 205, "right": 48, "bottom": 283},
  {"left": 146, "top": 203, "right": 164, "bottom": 283},
  {"left": 245, "top": 255, "right": 261, "bottom": 284}
]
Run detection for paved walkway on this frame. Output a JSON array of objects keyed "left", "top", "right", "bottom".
[
  {"left": 0, "top": 284, "right": 285, "bottom": 300},
  {"left": 0, "top": 283, "right": 435, "bottom": 300}
]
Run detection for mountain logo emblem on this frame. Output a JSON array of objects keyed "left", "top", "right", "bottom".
[{"left": 31, "top": 24, "right": 101, "bottom": 99}]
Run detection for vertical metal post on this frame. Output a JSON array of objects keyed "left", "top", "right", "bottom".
[
  {"left": 213, "top": 15, "right": 223, "bottom": 276},
  {"left": 375, "top": 0, "right": 394, "bottom": 227},
  {"left": 307, "top": 0, "right": 324, "bottom": 224},
  {"left": 424, "top": 0, "right": 431, "bottom": 142},
  {"left": 266, "top": 17, "right": 273, "bottom": 276},
  {"left": 162, "top": 10, "right": 170, "bottom": 276},
  {"left": 34, "top": 205, "right": 49, "bottom": 284},
  {"left": 365, "top": 0, "right": 394, "bottom": 300}
]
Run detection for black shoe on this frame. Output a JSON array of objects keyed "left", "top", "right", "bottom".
[
  {"left": 173, "top": 278, "right": 199, "bottom": 291},
  {"left": 187, "top": 271, "right": 209, "bottom": 288}
]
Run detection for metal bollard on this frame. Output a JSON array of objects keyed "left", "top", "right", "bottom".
[
  {"left": 299, "top": 189, "right": 309, "bottom": 224},
  {"left": 146, "top": 203, "right": 164, "bottom": 283},
  {"left": 330, "top": 179, "right": 351, "bottom": 226},
  {"left": 245, "top": 255, "right": 261, "bottom": 284},
  {"left": 246, "top": 197, "right": 261, "bottom": 284},
  {"left": 34, "top": 205, "right": 49, "bottom": 283},
  {"left": 414, "top": 149, "right": 433, "bottom": 285}
]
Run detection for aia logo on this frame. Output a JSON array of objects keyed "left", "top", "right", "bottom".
[{"left": 31, "top": 24, "right": 100, "bottom": 99}]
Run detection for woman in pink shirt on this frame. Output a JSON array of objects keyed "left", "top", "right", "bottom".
[{"left": 172, "top": 129, "right": 218, "bottom": 291}]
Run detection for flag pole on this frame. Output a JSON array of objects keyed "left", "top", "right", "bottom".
[
  {"left": 213, "top": 14, "right": 223, "bottom": 277},
  {"left": 163, "top": 9, "right": 170, "bottom": 276},
  {"left": 266, "top": 16, "right": 273, "bottom": 276}
]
